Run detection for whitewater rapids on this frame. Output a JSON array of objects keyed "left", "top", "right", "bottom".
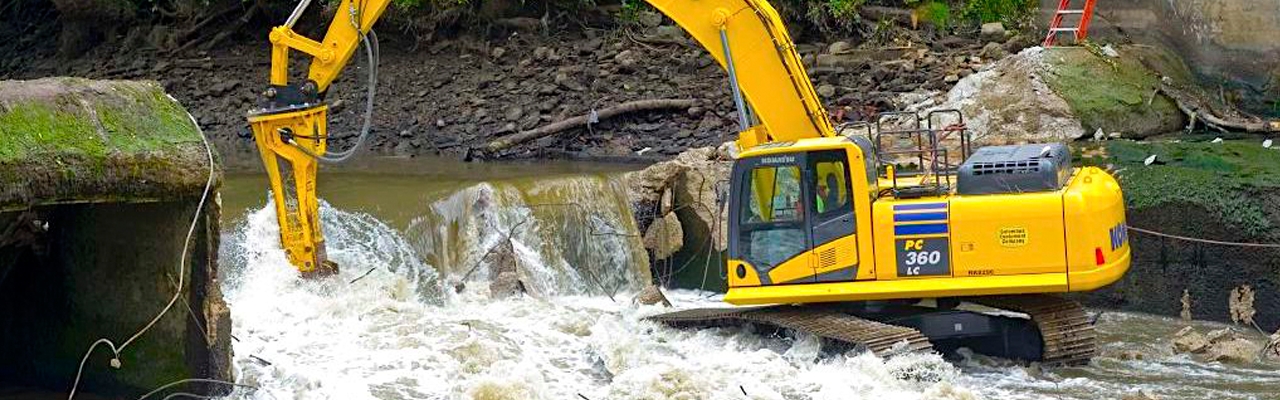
[{"left": 218, "top": 200, "right": 975, "bottom": 400}]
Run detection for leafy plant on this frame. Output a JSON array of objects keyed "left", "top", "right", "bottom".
[
  {"left": 913, "top": 1, "right": 950, "bottom": 28},
  {"left": 824, "top": 0, "right": 864, "bottom": 20},
  {"left": 962, "top": 0, "right": 1035, "bottom": 24}
]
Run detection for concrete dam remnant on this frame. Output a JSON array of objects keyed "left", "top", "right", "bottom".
[{"left": 0, "top": 78, "right": 232, "bottom": 397}]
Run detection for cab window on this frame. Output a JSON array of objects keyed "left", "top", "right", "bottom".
[
  {"left": 811, "top": 156, "right": 852, "bottom": 217},
  {"left": 738, "top": 163, "right": 807, "bottom": 270}
]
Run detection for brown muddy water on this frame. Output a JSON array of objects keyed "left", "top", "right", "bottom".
[{"left": 216, "top": 157, "right": 1279, "bottom": 400}]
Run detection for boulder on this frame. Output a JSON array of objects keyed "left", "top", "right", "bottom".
[
  {"left": 980, "top": 22, "right": 1006, "bottom": 41},
  {"left": 1203, "top": 337, "right": 1261, "bottom": 363},
  {"left": 643, "top": 211, "right": 683, "bottom": 261},
  {"left": 1172, "top": 326, "right": 1209, "bottom": 353},
  {"left": 1264, "top": 330, "right": 1280, "bottom": 361},
  {"left": 907, "top": 47, "right": 1085, "bottom": 146},
  {"left": 624, "top": 146, "right": 732, "bottom": 288}
]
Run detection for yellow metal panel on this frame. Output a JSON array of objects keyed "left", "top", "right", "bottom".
[
  {"left": 811, "top": 234, "right": 858, "bottom": 278},
  {"left": 1062, "top": 167, "right": 1130, "bottom": 290},
  {"left": 949, "top": 191, "right": 1067, "bottom": 277},
  {"left": 727, "top": 259, "right": 762, "bottom": 287},
  {"left": 724, "top": 273, "right": 1070, "bottom": 304},
  {"left": 767, "top": 253, "right": 813, "bottom": 284},
  {"left": 645, "top": 0, "right": 833, "bottom": 142},
  {"left": 872, "top": 197, "right": 951, "bottom": 280}
]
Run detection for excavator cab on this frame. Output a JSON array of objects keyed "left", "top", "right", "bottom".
[{"left": 727, "top": 140, "right": 872, "bottom": 288}]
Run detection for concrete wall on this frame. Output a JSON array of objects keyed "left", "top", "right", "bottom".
[
  {"left": 1041, "top": 0, "right": 1280, "bottom": 116},
  {"left": 0, "top": 199, "right": 231, "bottom": 397}
]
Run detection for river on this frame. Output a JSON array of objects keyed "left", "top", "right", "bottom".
[{"left": 217, "top": 157, "right": 1279, "bottom": 400}]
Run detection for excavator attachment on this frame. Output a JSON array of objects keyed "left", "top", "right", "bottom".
[{"left": 247, "top": 105, "right": 337, "bottom": 276}]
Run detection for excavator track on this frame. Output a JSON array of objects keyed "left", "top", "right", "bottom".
[
  {"left": 969, "top": 294, "right": 1097, "bottom": 365},
  {"left": 646, "top": 306, "right": 934, "bottom": 356}
]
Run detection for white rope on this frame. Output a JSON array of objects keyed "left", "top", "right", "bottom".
[
  {"left": 1127, "top": 225, "right": 1280, "bottom": 248},
  {"left": 67, "top": 106, "right": 216, "bottom": 399}
]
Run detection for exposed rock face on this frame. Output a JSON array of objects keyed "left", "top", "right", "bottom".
[
  {"left": 1046, "top": 0, "right": 1280, "bottom": 117},
  {"left": 624, "top": 145, "right": 732, "bottom": 286},
  {"left": 907, "top": 47, "right": 1085, "bottom": 146}
]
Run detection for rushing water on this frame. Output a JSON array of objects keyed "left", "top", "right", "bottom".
[{"left": 217, "top": 157, "right": 1278, "bottom": 400}]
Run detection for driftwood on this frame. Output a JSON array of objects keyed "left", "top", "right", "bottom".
[
  {"left": 1159, "top": 82, "right": 1280, "bottom": 133},
  {"left": 476, "top": 98, "right": 696, "bottom": 155}
]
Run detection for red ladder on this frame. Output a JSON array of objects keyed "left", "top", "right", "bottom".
[{"left": 1042, "top": 0, "right": 1098, "bottom": 47}]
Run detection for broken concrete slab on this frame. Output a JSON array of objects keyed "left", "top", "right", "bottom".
[{"left": 0, "top": 77, "right": 230, "bottom": 397}]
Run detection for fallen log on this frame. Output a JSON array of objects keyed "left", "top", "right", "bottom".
[
  {"left": 474, "top": 98, "right": 696, "bottom": 157},
  {"left": 1159, "top": 82, "right": 1280, "bottom": 133}
]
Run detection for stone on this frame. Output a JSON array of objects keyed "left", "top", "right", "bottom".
[
  {"left": 944, "top": 74, "right": 960, "bottom": 84},
  {"left": 1172, "top": 326, "right": 1209, "bottom": 353},
  {"left": 980, "top": 22, "right": 1006, "bottom": 41},
  {"left": 1264, "top": 330, "right": 1280, "bottom": 361},
  {"left": 1122, "top": 391, "right": 1160, "bottom": 400},
  {"left": 637, "top": 11, "right": 663, "bottom": 28},
  {"left": 643, "top": 210, "right": 683, "bottom": 260},
  {"left": 491, "top": 47, "right": 506, "bottom": 59},
  {"left": 1203, "top": 337, "right": 1261, "bottom": 363},
  {"left": 634, "top": 284, "right": 672, "bottom": 307},
  {"left": 827, "top": 41, "right": 854, "bottom": 55},
  {"left": 980, "top": 42, "right": 1007, "bottom": 59},
  {"left": 817, "top": 84, "right": 837, "bottom": 98},
  {"left": 393, "top": 141, "right": 415, "bottom": 157},
  {"left": 504, "top": 106, "right": 524, "bottom": 122}
]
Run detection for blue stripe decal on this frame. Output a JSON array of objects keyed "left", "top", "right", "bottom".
[
  {"left": 893, "top": 203, "right": 947, "bottom": 211},
  {"left": 893, "top": 212, "right": 948, "bottom": 222},
  {"left": 894, "top": 223, "right": 948, "bottom": 236}
]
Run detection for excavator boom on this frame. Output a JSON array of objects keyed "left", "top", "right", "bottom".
[{"left": 249, "top": 0, "right": 835, "bottom": 274}]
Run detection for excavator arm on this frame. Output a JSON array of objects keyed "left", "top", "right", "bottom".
[{"left": 248, "top": 0, "right": 834, "bottom": 274}]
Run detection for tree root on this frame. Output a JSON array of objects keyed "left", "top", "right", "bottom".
[{"left": 471, "top": 98, "right": 696, "bottom": 159}]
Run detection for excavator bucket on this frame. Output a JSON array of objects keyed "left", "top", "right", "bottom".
[{"left": 246, "top": 105, "right": 338, "bottom": 276}]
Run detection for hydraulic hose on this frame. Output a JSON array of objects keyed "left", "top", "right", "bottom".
[{"left": 290, "top": 28, "right": 378, "bottom": 163}]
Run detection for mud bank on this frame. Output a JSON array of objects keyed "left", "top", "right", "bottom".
[{"left": 0, "top": 78, "right": 231, "bottom": 397}]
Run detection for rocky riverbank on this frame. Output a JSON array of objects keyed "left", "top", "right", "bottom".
[{"left": 2, "top": 9, "right": 1031, "bottom": 168}]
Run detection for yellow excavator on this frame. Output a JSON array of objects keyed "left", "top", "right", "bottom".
[{"left": 247, "top": 0, "right": 1129, "bottom": 364}]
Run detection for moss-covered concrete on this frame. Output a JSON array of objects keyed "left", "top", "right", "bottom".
[
  {"left": 1074, "top": 140, "right": 1280, "bottom": 331},
  {"left": 1041, "top": 47, "right": 1186, "bottom": 139},
  {"left": 0, "top": 77, "right": 215, "bottom": 209},
  {"left": 0, "top": 78, "right": 231, "bottom": 397}
]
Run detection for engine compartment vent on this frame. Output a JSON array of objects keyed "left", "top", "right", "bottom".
[{"left": 957, "top": 143, "right": 1072, "bottom": 195}]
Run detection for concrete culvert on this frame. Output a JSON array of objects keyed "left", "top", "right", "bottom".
[{"left": 0, "top": 78, "right": 232, "bottom": 397}]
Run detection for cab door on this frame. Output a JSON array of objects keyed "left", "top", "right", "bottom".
[
  {"left": 728, "top": 153, "right": 813, "bottom": 286},
  {"left": 806, "top": 150, "right": 859, "bottom": 282}
]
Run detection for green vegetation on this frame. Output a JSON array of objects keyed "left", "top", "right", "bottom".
[
  {"left": 0, "top": 79, "right": 199, "bottom": 163},
  {"left": 1041, "top": 47, "right": 1184, "bottom": 138},
  {"left": 1081, "top": 140, "right": 1280, "bottom": 238},
  {"left": 961, "top": 0, "right": 1035, "bottom": 25},
  {"left": 912, "top": 1, "right": 951, "bottom": 28},
  {"left": 823, "top": 0, "right": 865, "bottom": 20}
]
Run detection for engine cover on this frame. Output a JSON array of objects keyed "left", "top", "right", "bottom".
[{"left": 957, "top": 143, "right": 1071, "bottom": 195}]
